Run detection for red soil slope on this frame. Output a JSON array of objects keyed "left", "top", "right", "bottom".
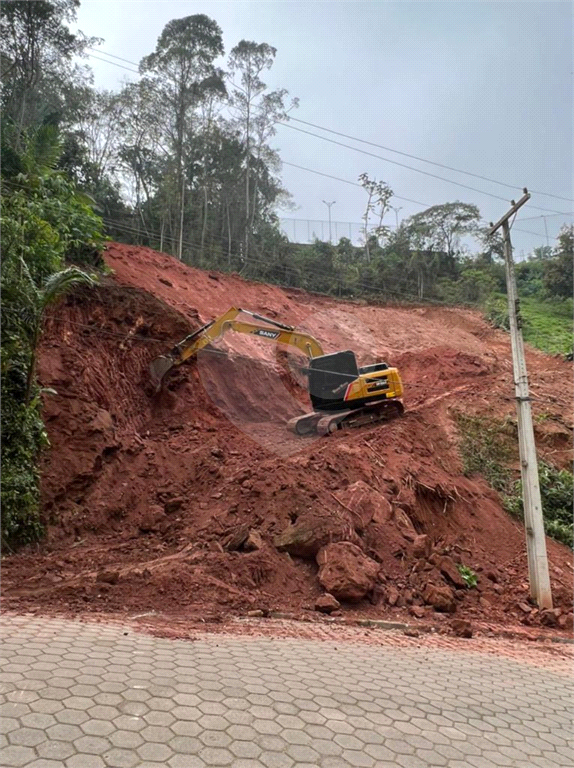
[{"left": 2, "top": 242, "right": 572, "bottom": 635}]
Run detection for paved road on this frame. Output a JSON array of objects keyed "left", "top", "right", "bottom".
[{"left": 1, "top": 615, "right": 572, "bottom": 768}]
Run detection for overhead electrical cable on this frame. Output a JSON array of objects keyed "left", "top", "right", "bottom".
[
  {"left": 282, "top": 161, "right": 432, "bottom": 207},
  {"left": 519, "top": 212, "right": 574, "bottom": 222},
  {"left": 86, "top": 47, "right": 140, "bottom": 67},
  {"left": 278, "top": 122, "right": 570, "bottom": 217},
  {"left": 287, "top": 117, "right": 574, "bottom": 205},
  {"left": 102, "top": 217, "right": 547, "bottom": 303},
  {"left": 281, "top": 161, "right": 551, "bottom": 242},
  {"left": 0, "top": 174, "right": 550, "bottom": 245},
  {"left": 85, "top": 53, "right": 139, "bottom": 74}
]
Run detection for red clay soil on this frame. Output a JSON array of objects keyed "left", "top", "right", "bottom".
[{"left": 2, "top": 242, "right": 572, "bottom": 638}]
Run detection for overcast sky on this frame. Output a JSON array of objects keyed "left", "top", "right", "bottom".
[{"left": 75, "top": 0, "right": 572, "bottom": 256}]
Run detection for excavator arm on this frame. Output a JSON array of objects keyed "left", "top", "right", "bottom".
[{"left": 149, "top": 307, "right": 324, "bottom": 390}]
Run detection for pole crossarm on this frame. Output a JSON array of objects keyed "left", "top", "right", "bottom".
[{"left": 488, "top": 189, "right": 530, "bottom": 235}]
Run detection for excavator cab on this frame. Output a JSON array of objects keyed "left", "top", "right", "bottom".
[{"left": 308, "top": 351, "right": 360, "bottom": 411}]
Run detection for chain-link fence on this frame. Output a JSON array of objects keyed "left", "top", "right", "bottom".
[{"left": 279, "top": 217, "right": 365, "bottom": 245}]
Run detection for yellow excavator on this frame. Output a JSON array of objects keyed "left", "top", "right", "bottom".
[{"left": 149, "top": 307, "right": 404, "bottom": 436}]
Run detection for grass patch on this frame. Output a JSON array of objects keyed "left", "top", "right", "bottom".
[
  {"left": 455, "top": 412, "right": 573, "bottom": 549},
  {"left": 454, "top": 412, "right": 515, "bottom": 495},
  {"left": 486, "top": 295, "right": 573, "bottom": 355},
  {"left": 521, "top": 297, "right": 573, "bottom": 355}
]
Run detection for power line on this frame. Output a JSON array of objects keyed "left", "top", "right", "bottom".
[
  {"left": 86, "top": 53, "right": 140, "bottom": 75},
  {"left": 86, "top": 47, "right": 140, "bottom": 68},
  {"left": 512, "top": 226, "right": 552, "bottom": 238},
  {"left": 278, "top": 122, "right": 571, "bottom": 217},
  {"left": 519, "top": 212, "right": 574, "bottom": 222},
  {"left": 287, "top": 117, "right": 574, "bottom": 205},
  {"left": 105, "top": 217, "right": 545, "bottom": 306},
  {"left": 281, "top": 160, "right": 551, "bottom": 243},
  {"left": 282, "top": 161, "right": 432, "bottom": 208},
  {"left": 0, "top": 170, "right": 550, "bottom": 247}
]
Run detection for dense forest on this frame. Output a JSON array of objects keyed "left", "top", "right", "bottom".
[{"left": 1, "top": 0, "right": 572, "bottom": 546}]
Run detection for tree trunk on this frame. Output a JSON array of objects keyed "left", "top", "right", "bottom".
[
  {"left": 24, "top": 323, "right": 41, "bottom": 405},
  {"left": 227, "top": 202, "right": 232, "bottom": 268},
  {"left": 244, "top": 90, "right": 251, "bottom": 261},
  {"left": 249, "top": 180, "right": 259, "bottom": 252},
  {"left": 363, "top": 190, "right": 372, "bottom": 263},
  {"left": 200, "top": 186, "right": 209, "bottom": 264},
  {"left": 178, "top": 173, "right": 185, "bottom": 261}
]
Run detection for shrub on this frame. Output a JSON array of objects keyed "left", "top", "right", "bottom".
[
  {"left": 506, "top": 463, "right": 573, "bottom": 549},
  {"left": 1, "top": 169, "right": 103, "bottom": 548},
  {"left": 455, "top": 412, "right": 573, "bottom": 549}
]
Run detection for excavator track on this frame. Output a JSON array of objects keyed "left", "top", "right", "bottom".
[
  {"left": 287, "top": 412, "right": 323, "bottom": 436},
  {"left": 288, "top": 399, "right": 404, "bottom": 437}
]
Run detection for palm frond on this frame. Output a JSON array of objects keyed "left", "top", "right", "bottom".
[
  {"left": 40, "top": 267, "right": 97, "bottom": 309},
  {"left": 23, "top": 124, "right": 63, "bottom": 175}
]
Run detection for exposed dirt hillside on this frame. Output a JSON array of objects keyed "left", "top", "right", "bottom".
[{"left": 2, "top": 242, "right": 572, "bottom": 636}]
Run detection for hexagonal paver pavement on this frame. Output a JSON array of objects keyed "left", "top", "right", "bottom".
[{"left": 1, "top": 616, "right": 572, "bottom": 767}]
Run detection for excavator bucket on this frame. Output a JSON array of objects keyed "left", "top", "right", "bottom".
[{"left": 149, "top": 355, "right": 176, "bottom": 392}]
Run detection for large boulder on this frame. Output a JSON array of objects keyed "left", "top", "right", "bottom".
[
  {"left": 429, "top": 553, "right": 468, "bottom": 589},
  {"left": 438, "top": 556, "right": 467, "bottom": 588},
  {"left": 451, "top": 618, "right": 473, "bottom": 638},
  {"left": 316, "top": 542, "right": 379, "bottom": 602},
  {"left": 333, "top": 481, "right": 392, "bottom": 531},
  {"left": 315, "top": 593, "right": 341, "bottom": 614},
  {"left": 422, "top": 583, "right": 457, "bottom": 613},
  {"left": 412, "top": 534, "right": 432, "bottom": 560},
  {"left": 274, "top": 511, "right": 356, "bottom": 558}
]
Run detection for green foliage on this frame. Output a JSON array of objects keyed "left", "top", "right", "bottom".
[
  {"left": 455, "top": 412, "right": 573, "bottom": 549},
  {"left": 454, "top": 412, "right": 515, "bottom": 494},
  {"left": 406, "top": 202, "right": 481, "bottom": 257},
  {"left": 0, "top": 0, "right": 98, "bottom": 130},
  {"left": 505, "top": 463, "right": 573, "bottom": 549},
  {"left": 544, "top": 225, "right": 573, "bottom": 299},
  {"left": 1, "top": 125, "right": 103, "bottom": 548},
  {"left": 516, "top": 258, "right": 544, "bottom": 297},
  {"left": 457, "top": 565, "right": 478, "bottom": 589},
  {"left": 520, "top": 297, "right": 573, "bottom": 355},
  {"left": 485, "top": 296, "right": 510, "bottom": 331},
  {"left": 483, "top": 227, "right": 573, "bottom": 355},
  {"left": 1, "top": 391, "right": 48, "bottom": 546},
  {"left": 436, "top": 267, "right": 497, "bottom": 305},
  {"left": 141, "top": 14, "right": 224, "bottom": 75},
  {"left": 486, "top": 294, "right": 573, "bottom": 354}
]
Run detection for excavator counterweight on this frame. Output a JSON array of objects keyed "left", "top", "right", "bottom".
[{"left": 149, "top": 307, "right": 404, "bottom": 435}]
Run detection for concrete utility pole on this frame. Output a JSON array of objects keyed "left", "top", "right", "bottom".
[
  {"left": 322, "top": 200, "right": 336, "bottom": 243},
  {"left": 488, "top": 190, "right": 553, "bottom": 610}
]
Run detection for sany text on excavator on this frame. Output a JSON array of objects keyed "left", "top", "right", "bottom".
[{"left": 149, "top": 307, "right": 404, "bottom": 436}]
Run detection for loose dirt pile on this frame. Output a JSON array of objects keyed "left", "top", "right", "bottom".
[{"left": 2, "top": 242, "right": 572, "bottom": 637}]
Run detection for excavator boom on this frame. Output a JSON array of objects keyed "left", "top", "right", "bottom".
[{"left": 149, "top": 307, "right": 324, "bottom": 391}]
